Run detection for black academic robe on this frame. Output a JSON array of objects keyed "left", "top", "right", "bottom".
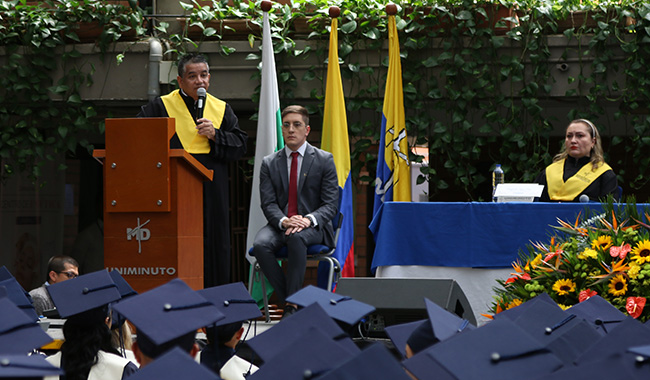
[
  {"left": 137, "top": 91, "right": 247, "bottom": 286},
  {"left": 535, "top": 156, "right": 618, "bottom": 202}
]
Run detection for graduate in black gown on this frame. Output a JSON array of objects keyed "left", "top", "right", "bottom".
[{"left": 536, "top": 119, "right": 617, "bottom": 202}]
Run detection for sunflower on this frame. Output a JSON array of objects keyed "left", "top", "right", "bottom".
[
  {"left": 591, "top": 235, "right": 613, "bottom": 251},
  {"left": 608, "top": 274, "right": 628, "bottom": 296},
  {"left": 578, "top": 248, "right": 598, "bottom": 260},
  {"left": 552, "top": 279, "right": 576, "bottom": 296},
  {"left": 631, "top": 240, "right": 650, "bottom": 265}
]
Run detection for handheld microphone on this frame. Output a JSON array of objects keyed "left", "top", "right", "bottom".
[
  {"left": 196, "top": 87, "right": 206, "bottom": 122},
  {"left": 579, "top": 194, "right": 590, "bottom": 203}
]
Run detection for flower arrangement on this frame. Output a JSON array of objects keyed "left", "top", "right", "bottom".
[{"left": 488, "top": 200, "right": 650, "bottom": 322}]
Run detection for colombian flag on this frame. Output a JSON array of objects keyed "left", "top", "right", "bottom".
[
  {"left": 247, "top": 8, "right": 283, "bottom": 305},
  {"left": 321, "top": 16, "right": 355, "bottom": 285},
  {"left": 372, "top": 13, "right": 411, "bottom": 221}
]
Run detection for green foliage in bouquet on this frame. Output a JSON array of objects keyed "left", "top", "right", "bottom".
[{"left": 488, "top": 197, "right": 650, "bottom": 322}]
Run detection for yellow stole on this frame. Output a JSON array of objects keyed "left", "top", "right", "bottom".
[
  {"left": 161, "top": 89, "right": 226, "bottom": 154},
  {"left": 546, "top": 158, "right": 612, "bottom": 201}
]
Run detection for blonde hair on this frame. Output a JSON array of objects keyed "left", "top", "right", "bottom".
[
  {"left": 553, "top": 119, "right": 605, "bottom": 170},
  {"left": 111, "top": 322, "right": 134, "bottom": 352}
]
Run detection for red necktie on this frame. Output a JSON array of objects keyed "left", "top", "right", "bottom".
[{"left": 288, "top": 152, "right": 299, "bottom": 217}]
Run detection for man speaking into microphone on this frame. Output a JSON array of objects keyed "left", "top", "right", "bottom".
[{"left": 138, "top": 53, "right": 248, "bottom": 287}]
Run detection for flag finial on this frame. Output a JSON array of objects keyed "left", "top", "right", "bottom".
[
  {"left": 329, "top": 6, "right": 340, "bottom": 18},
  {"left": 386, "top": 3, "right": 397, "bottom": 15},
  {"left": 261, "top": 0, "right": 272, "bottom": 12}
]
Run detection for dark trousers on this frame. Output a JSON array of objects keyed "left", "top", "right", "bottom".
[{"left": 253, "top": 224, "right": 324, "bottom": 303}]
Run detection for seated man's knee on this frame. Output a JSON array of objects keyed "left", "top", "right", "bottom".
[{"left": 286, "top": 232, "right": 309, "bottom": 247}]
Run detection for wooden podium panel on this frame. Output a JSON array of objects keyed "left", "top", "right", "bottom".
[
  {"left": 104, "top": 118, "right": 175, "bottom": 213},
  {"left": 94, "top": 118, "right": 212, "bottom": 293}
]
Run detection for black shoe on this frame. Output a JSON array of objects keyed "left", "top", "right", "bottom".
[{"left": 281, "top": 304, "right": 298, "bottom": 320}]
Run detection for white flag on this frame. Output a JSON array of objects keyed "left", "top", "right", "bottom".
[{"left": 245, "top": 10, "right": 283, "bottom": 263}]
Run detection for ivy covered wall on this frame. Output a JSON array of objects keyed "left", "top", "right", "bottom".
[{"left": 2, "top": 0, "right": 650, "bottom": 201}]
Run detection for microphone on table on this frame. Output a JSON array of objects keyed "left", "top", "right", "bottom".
[
  {"left": 196, "top": 87, "right": 206, "bottom": 123},
  {"left": 579, "top": 194, "right": 590, "bottom": 203}
]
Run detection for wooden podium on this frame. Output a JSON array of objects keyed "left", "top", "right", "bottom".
[{"left": 93, "top": 118, "right": 213, "bottom": 293}]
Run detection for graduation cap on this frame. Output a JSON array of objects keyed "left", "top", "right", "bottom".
[
  {"left": 574, "top": 317, "right": 650, "bottom": 365},
  {"left": 392, "top": 298, "right": 475, "bottom": 358},
  {"left": 421, "top": 298, "right": 475, "bottom": 342},
  {"left": 629, "top": 344, "right": 650, "bottom": 364},
  {"left": 385, "top": 320, "right": 426, "bottom": 359},
  {"left": 0, "top": 278, "right": 39, "bottom": 322},
  {"left": 109, "top": 270, "right": 137, "bottom": 299},
  {"left": 510, "top": 299, "right": 601, "bottom": 365},
  {"left": 566, "top": 295, "right": 626, "bottom": 334},
  {"left": 245, "top": 303, "right": 351, "bottom": 364},
  {"left": 247, "top": 326, "right": 359, "bottom": 380},
  {"left": 197, "top": 282, "right": 261, "bottom": 326},
  {"left": 528, "top": 356, "right": 637, "bottom": 380},
  {"left": 314, "top": 343, "right": 412, "bottom": 380},
  {"left": 0, "top": 296, "right": 53, "bottom": 354},
  {"left": 544, "top": 344, "right": 650, "bottom": 380},
  {"left": 113, "top": 279, "right": 224, "bottom": 358},
  {"left": 404, "top": 318, "right": 563, "bottom": 380},
  {"left": 0, "top": 354, "right": 63, "bottom": 379},
  {"left": 493, "top": 293, "right": 559, "bottom": 321},
  {"left": 107, "top": 270, "right": 138, "bottom": 330},
  {"left": 0, "top": 266, "right": 13, "bottom": 282},
  {"left": 402, "top": 347, "right": 458, "bottom": 380},
  {"left": 285, "top": 285, "right": 375, "bottom": 327},
  {"left": 125, "top": 347, "right": 220, "bottom": 380},
  {"left": 47, "top": 269, "right": 121, "bottom": 319}
]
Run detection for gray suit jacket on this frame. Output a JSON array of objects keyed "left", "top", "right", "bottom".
[{"left": 259, "top": 143, "right": 339, "bottom": 246}]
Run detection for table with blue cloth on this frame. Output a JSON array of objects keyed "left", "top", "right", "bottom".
[{"left": 369, "top": 201, "right": 615, "bottom": 325}]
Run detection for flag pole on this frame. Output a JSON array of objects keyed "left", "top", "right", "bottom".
[{"left": 248, "top": 0, "right": 283, "bottom": 308}]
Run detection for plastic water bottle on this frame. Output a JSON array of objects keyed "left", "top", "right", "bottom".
[{"left": 492, "top": 164, "right": 504, "bottom": 202}]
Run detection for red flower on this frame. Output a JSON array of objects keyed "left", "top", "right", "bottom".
[
  {"left": 610, "top": 243, "right": 631, "bottom": 260},
  {"left": 543, "top": 249, "right": 563, "bottom": 263},
  {"left": 505, "top": 272, "right": 530, "bottom": 284},
  {"left": 626, "top": 297, "right": 646, "bottom": 319},
  {"left": 579, "top": 289, "right": 598, "bottom": 302}
]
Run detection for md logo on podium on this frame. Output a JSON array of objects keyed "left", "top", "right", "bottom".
[{"left": 126, "top": 217, "right": 151, "bottom": 253}]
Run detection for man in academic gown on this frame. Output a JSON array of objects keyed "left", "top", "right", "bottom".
[{"left": 137, "top": 53, "right": 247, "bottom": 287}]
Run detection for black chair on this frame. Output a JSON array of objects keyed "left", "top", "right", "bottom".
[{"left": 248, "top": 212, "right": 343, "bottom": 322}]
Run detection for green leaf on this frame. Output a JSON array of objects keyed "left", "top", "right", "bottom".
[
  {"left": 341, "top": 20, "right": 357, "bottom": 34},
  {"left": 456, "top": 10, "right": 472, "bottom": 20},
  {"left": 362, "top": 28, "right": 380, "bottom": 40},
  {"left": 67, "top": 94, "right": 82, "bottom": 104}
]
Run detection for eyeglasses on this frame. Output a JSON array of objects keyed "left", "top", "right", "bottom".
[{"left": 58, "top": 271, "right": 78, "bottom": 279}]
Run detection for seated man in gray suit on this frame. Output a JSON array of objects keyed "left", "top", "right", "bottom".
[{"left": 252, "top": 105, "right": 339, "bottom": 319}]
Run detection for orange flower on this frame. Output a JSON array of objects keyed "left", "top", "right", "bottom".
[
  {"left": 626, "top": 297, "right": 646, "bottom": 319},
  {"left": 505, "top": 261, "right": 531, "bottom": 284},
  {"left": 555, "top": 214, "right": 588, "bottom": 236}
]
